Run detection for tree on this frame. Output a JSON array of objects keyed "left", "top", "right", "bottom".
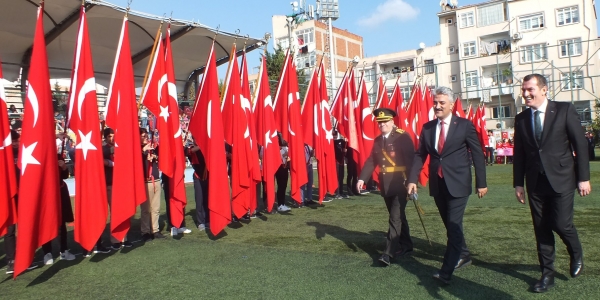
[{"left": 263, "top": 46, "right": 308, "bottom": 103}]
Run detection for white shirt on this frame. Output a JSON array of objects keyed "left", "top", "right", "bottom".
[
  {"left": 435, "top": 114, "right": 452, "bottom": 152},
  {"left": 488, "top": 135, "right": 496, "bottom": 149},
  {"left": 531, "top": 98, "right": 548, "bottom": 132}
]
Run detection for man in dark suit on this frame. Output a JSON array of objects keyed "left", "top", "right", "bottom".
[
  {"left": 407, "top": 86, "right": 487, "bottom": 284},
  {"left": 357, "top": 108, "right": 415, "bottom": 266},
  {"left": 513, "top": 74, "right": 591, "bottom": 293}
]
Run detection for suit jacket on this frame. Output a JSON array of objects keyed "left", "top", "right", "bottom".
[
  {"left": 359, "top": 128, "right": 414, "bottom": 197},
  {"left": 408, "top": 115, "right": 486, "bottom": 198},
  {"left": 513, "top": 101, "right": 589, "bottom": 194}
]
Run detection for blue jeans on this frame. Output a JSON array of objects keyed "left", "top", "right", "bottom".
[{"left": 301, "top": 163, "right": 314, "bottom": 203}]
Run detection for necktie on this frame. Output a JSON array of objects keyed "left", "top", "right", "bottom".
[
  {"left": 534, "top": 110, "right": 542, "bottom": 144},
  {"left": 437, "top": 121, "right": 445, "bottom": 178}
]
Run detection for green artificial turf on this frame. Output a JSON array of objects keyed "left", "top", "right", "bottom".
[{"left": 1, "top": 162, "right": 600, "bottom": 299}]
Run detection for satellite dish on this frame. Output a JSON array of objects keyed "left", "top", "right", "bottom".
[
  {"left": 352, "top": 55, "right": 360, "bottom": 63},
  {"left": 419, "top": 42, "right": 426, "bottom": 49}
]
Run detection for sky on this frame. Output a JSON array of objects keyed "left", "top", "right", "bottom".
[{"left": 107, "top": 0, "right": 600, "bottom": 73}]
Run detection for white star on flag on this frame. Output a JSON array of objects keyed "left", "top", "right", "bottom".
[
  {"left": 264, "top": 130, "right": 272, "bottom": 148},
  {"left": 159, "top": 105, "right": 169, "bottom": 122},
  {"left": 21, "top": 142, "right": 41, "bottom": 175},
  {"left": 76, "top": 130, "right": 97, "bottom": 160}
]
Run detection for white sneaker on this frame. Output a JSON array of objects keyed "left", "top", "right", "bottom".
[
  {"left": 197, "top": 224, "right": 206, "bottom": 231},
  {"left": 43, "top": 253, "right": 54, "bottom": 265},
  {"left": 177, "top": 227, "right": 192, "bottom": 234},
  {"left": 60, "top": 250, "right": 76, "bottom": 261},
  {"left": 277, "top": 205, "right": 291, "bottom": 212},
  {"left": 170, "top": 227, "right": 178, "bottom": 236}
]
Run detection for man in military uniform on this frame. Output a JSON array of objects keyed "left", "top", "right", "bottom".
[{"left": 357, "top": 108, "right": 415, "bottom": 266}]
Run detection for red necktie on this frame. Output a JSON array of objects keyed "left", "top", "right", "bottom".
[{"left": 437, "top": 121, "right": 445, "bottom": 178}]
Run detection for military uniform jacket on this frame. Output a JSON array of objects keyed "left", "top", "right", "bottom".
[{"left": 359, "top": 128, "right": 415, "bottom": 197}]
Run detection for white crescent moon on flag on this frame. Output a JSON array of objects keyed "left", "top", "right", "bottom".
[
  {"left": 1, "top": 133, "right": 10, "bottom": 149},
  {"left": 361, "top": 108, "right": 374, "bottom": 141},
  {"left": 287, "top": 93, "right": 296, "bottom": 136},
  {"left": 313, "top": 104, "right": 319, "bottom": 136},
  {"left": 264, "top": 95, "right": 273, "bottom": 109},
  {"left": 158, "top": 74, "right": 168, "bottom": 103},
  {"left": 207, "top": 100, "right": 212, "bottom": 139},
  {"left": 167, "top": 82, "right": 178, "bottom": 104},
  {"left": 27, "top": 84, "right": 40, "bottom": 128},
  {"left": 77, "top": 78, "right": 97, "bottom": 119}
]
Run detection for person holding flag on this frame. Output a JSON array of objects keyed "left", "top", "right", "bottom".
[{"left": 357, "top": 108, "right": 415, "bottom": 266}]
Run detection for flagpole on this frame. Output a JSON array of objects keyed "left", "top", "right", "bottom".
[{"left": 219, "top": 30, "right": 240, "bottom": 103}]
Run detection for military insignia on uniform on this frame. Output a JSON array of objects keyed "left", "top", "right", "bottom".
[
  {"left": 396, "top": 128, "right": 405, "bottom": 134},
  {"left": 378, "top": 111, "right": 386, "bottom": 118}
]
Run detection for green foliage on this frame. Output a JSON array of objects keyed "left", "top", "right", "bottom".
[
  {"left": 591, "top": 99, "right": 600, "bottom": 142},
  {"left": 264, "top": 45, "right": 308, "bottom": 102}
]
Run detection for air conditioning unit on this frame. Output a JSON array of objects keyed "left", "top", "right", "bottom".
[{"left": 512, "top": 32, "right": 523, "bottom": 41}]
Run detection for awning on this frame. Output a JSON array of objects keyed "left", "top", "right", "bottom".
[{"left": 0, "top": 0, "right": 265, "bottom": 96}]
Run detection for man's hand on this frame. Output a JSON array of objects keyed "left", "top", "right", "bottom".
[
  {"left": 58, "top": 160, "right": 67, "bottom": 170},
  {"left": 357, "top": 180, "right": 365, "bottom": 192},
  {"left": 515, "top": 186, "right": 526, "bottom": 204},
  {"left": 477, "top": 187, "right": 488, "bottom": 199},
  {"left": 578, "top": 181, "right": 591, "bottom": 197},
  {"left": 407, "top": 183, "right": 418, "bottom": 195}
]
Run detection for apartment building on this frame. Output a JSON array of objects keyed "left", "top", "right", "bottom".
[
  {"left": 271, "top": 15, "right": 363, "bottom": 83},
  {"left": 439, "top": 0, "right": 599, "bottom": 129}
]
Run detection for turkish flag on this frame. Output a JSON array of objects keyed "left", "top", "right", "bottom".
[
  {"left": 375, "top": 76, "right": 390, "bottom": 109},
  {"left": 105, "top": 16, "right": 146, "bottom": 242},
  {"left": 405, "top": 84, "right": 422, "bottom": 148},
  {"left": 475, "top": 104, "right": 488, "bottom": 152},
  {"left": 273, "top": 52, "right": 307, "bottom": 203},
  {"left": 300, "top": 67, "right": 324, "bottom": 200},
  {"left": 164, "top": 25, "right": 187, "bottom": 228},
  {"left": 330, "top": 70, "right": 349, "bottom": 138},
  {"left": 14, "top": 3, "right": 61, "bottom": 278},
  {"left": 317, "top": 65, "right": 338, "bottom": 197},
  {"left": 356, "top": 72, "right": 376, "bottom": 180},
  {"left": 221, "top": 45, "right": 251, "bottom": 218},
  {"left": 188, "top": 42, "right": 231, "bottom": 235},
  {"left": 345, "top": 69, "right": 360, "bottom": 166},
  {"left": 0, "top": 58, "right": 17, "bottom": 237},
  {"left": 389, "top": 80, "right": 405, "bottom": 129},
  {"left": 253, "top": 57, "right": 279, "bottom": 212},
  {"left": 452, "top": 97, "right": 466, "bottom": 118},
  {"left": 466, "top": 103, "right": 475, "bottom": 122},
  {"left": 240, "top": 52, "right": 262, "bottom": 213},
  {"left": 66, "top": 6, "right": 108, "bottom": 251},
  {"left": 139, "top": 31, "right": 174, "bottom": 178}
]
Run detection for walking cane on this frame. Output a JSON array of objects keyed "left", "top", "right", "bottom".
[{"left": 408, "top": 192, "right": 432, "bottom": 246}]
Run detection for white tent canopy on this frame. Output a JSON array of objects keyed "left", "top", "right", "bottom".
[{"left": 0, "top": 0, "right": 265, "bottom": 98}]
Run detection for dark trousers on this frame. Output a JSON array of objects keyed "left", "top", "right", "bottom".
[
  {"left": 383, "top": 194, "right": 413, "bottom": 257},
  {"left": 486, "top": 147, "right": 495, "bottom": 164},
  {"left": 346, "top": 158, "right": 358, "bottom": 194},
  {"left": 193, "top": 176, "right": 209, "bottom": 225},
  {"left": 528, "top": 173, "right": 582, "bottom": 276},
  {"left": 4, "top": 224, "right": 16, "bottom": 262},
  {"left": 42, "top": 223, "right": 68, "bottom": 254},
  {"left": 275, "top": 165, "right": 289, "bottom": 206},
  {"left": 434, "top": 176, "right": 470, "bottom": 277},
  {"left": 255, "top": 181, "right": 265, "bottom": 213},
  {"left": 335, "top": 162, "right": 345, "bottom": 195},
  {"left": 161, "top": 174, "right": 186, "bottom": 228}
]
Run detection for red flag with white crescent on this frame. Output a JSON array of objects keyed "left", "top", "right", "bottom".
[
  {"left": 105, "top": 16, "right": 146, "bottom": 242},
  {"left": 318, "top": 64, "right": 338, "bottom": 196},
  {"left": 188, "top": 43, "right": 231, "bottom": 235},
  {"left": 164, "top": 25, "right": 187, "bottom": 228},
  {"left": 14, "top": 3, "right": 61, "bottom": 277},
  {"left": 66, "top": 6, "right": 108, "bottom": 251},
  {"left": 0, "top": 57, "right": 17, "bottom": 237}
]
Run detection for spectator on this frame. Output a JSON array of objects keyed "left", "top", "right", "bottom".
[{"left": 140, "top": 128, "right": 165, "bottom": 241}]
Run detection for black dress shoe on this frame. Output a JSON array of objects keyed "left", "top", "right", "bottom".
[
  {"left": 378, "top": 254, "right": 391, "bottom": 266},
  {"left": 533, "top": 273, "right": 555, "bottom": 293},
  {"left": 570, "top": 258, "right": 583, "bottom": 278},
  {"left": 432, "top": 272, "right": 450, "bottom": 285},
  {"left": 395, "top": 248, "right": 414, "bottom": 257},
  {"left": 455, "top": 255, "right": 472, "bottom": 270}
]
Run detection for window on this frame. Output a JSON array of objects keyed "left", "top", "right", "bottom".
[
  {"left": 492, "top": 106, "right": 510, "bottom": 119},
  {"left": 364, "top": 68, "right": 376, "bottom": 82},
  {"left": 450, "top": 75, "right": 457, "bottom": 82},
  {"left": 562, "top": 71, "right": 584, "bottom": 90},
  {"left": 424, "top": 60, "right": 435, "bottom": 74},
  {"left": 295, "top": 52, "right": 316, "bottom": 69},
  {"left": 459, "top": 12, "right": 474, "bottom": 28},
  {"left": 368, "top": 93, "right": 377, "bottom": 105},
  {"left": 462, "top": 41, "right": 477, "bottom": 57},
  {"left": 465, "top": 71, "right": 478, "bottom": 87},
  {"left": 400, "top": 86, "right": 412, "bottom": 101},
  {"left": 557, "top": 6, "right": 579, "bottom": 26},
  {"left": 520, "top": 44, "right": 547, "bottom": 63},
  {"left": 295, "top": 28, "right": 314, "bottom": 44},
  {"left": 559, "top": 38, "right": 582, "bottom": 57},
  {"left": 278, "top": 38, "right": 289, "bottom": 50},
  {"left": 519, "top": 13, "right": 544, "bottom": 31},
  {"left": 477, "top": 3, "right": 505, "bottom": 27}
]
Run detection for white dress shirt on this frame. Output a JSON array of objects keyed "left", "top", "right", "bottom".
[
  {"left": 531, "top": 98, "right": 548, "bottom": 132},
  {"left": 435, "top": 114, "right": 452, "bottom": 152}
]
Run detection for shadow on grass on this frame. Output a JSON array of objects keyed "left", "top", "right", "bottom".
[
  {"left": 28, "top": 256, "right": 83, "bottom": 287},
  {"left": 306, "top": 222, "right": 514, "bottom": 298}
]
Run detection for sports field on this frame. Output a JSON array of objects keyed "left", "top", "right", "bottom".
[{"left": 1, "top": 162, "right": 599, "bottom": 299}]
